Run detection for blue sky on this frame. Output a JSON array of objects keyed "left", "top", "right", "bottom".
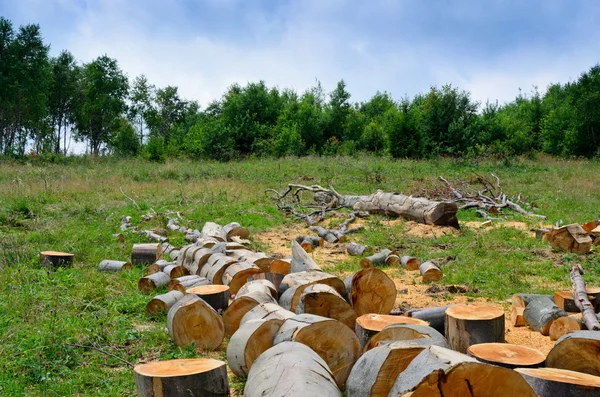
[{"left": 2, "top": 0, "right": 599, "bottom": 106}]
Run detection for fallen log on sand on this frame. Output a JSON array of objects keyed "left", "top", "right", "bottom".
[
  {"left": 134, "top": 358, "right": 229, "bottom": 397},
  {"left": 146, "top": 290, "right": 184, "bottom": 315},
  {"left": 445, "top": 304, "right": 505, "bottom": 353},
  {"left": 523, "top": 296, "right": 569, "bottom": 336},
  {"left": 167, "top": 294, "right": 224, "bottom": 350},
  {"left": 467, "top": 343, "right": 546, "bottom": 369},
  {"left": 420, "top": 261, "right": 443, "bottom": 283},
  {"left": 244, "top": 342, "right": 341, "bottom": 397},
  {"left": 516, "top": 368, "right": 600, "bottom": 397},
  {"left": 98, "top": 260, "right": 132, "bottom": 272},
  {"left": 344, "top": 268, "right": 396, "bottom": 316},
  {"left": 360, "top": 249, "right": 400, "bottom": 268},
  {"left": 545, "top": 331, "right": 600, "bottom": 376},
  {"left": 401, "top": 256, "right": 420, "bottom": 271},
  {"left": 511, "top": 293, "right": 554, "bottom": 327}
]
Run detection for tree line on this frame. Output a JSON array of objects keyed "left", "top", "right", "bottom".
[{"left": 1, "top": 17, "right": 599, "bottom": 161}]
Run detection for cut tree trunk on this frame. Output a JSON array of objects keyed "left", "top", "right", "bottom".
[
  {"left": 511, "top": 293, "right": 554, "bottom": 327},
  {"left": 226, "top": 318, "right": 284, "bottom": 376},
  {"left": 239, "top": 302, "right": 295, "bottom": 327},
  {"left": 269, "top": 257, "right": 291, "bottom": 275},
  {"left": 145, "top": 259, "right": 171, "bottom": 275},
  {"left": 401, "top": 256, "right": 421, "bottom": 271},
  {"left": 420, "top": 261, "right": 443, "bottom": 283},
  {"left": 346, "top": 342, "right": 427, "bottom": 397},
  {"left": 138, "top": 272, "right": 171, "bottom": 295},
  {"left": 244, "top": 342, "right": 341, "bottom": 397},
  {"left": 132, "top": 243, "right": 161, "bottom": 265},
  {"left": 388, "top": 345, "right": 537, "bottom": 397},
  {"left": 405, "top": 306, "right": 451, "bottom": 335},
  {"left": 134, "top": 358, "right": 229, "bottom": 397},
  {"left": 547, "top": 224, "right": 593, "bottom": 254},
  {"left": 169, "top": 250, "right": 180, "bottom": 261},
  {"left": 163, "top": 264, "right": 188, "bottom": 279},
  {"left": 360, "top": 249, "right": 393, "bottom": 268},
  {"left": 554, "top": 290, "right": 600, "bottom": 313},
  {"left": 347, "top": 242, "right": 367, "bottom": 256},
  {"left": 549, "top": 316, "right": 582, "bottom": 341},
  {"left": 146, "top": 290, "right": 184, "bottom": 315},
  {"left": 199, "top": 254, "right": 237, "bottom": 284},
  {"left": 344, "top": 268, "right": 397, "bottom": 316},
  {"left": 294, "top": 284, "right": 357, "bottom": 329},
  {"left": 467, "top": 343, "right": 546, "bottom": 369},
  {"left": 223, "top": 222, "right": 249, "bottom": 240},
  {"left": 309, "top": 225, "right": 345, "bottom": 243},
  {"left": 545, "top": 331, "right": 600, "bottom": 376},
  {"left": 290, "top": 240, "right": 321, "bottom": 273},
  {"left": 168, "top": 275, "right": 209, "bottom": 294},
  {"left": 570, "top": 265, "right": 600, "bottom": 331},
  {"left": 279, "top": 270, "right": 346, "bottom": 299},
  {"left": 445, "top": 304, "right": 505, "bottom": 353},
  {"left": 141, "top": 230, "right": 168, "bottom": 243},
  {"left": 364, "top": 323, "right": 449, "bottom": 352},
  {"left": 523, "top": 296, "right": 568, "bottom": 336},
  {"left": 273, "top": 314, "right": 360, "bottom": 388},
  {"left": 98, "top": 260, "right": 132, "bottom": 272},
  {"left": 223, "top": 290, "right": 277, "bottom": 336},
  {"left": 221, "top": 262, "right": 262, "bottom": 295},
  {"left": 516, "top": 368, "right": 600, "bottom": 397},
  {"left": 39, "top": 251, "right": 74, "bottom": 268},
  {"left": 187, "top": 285, "right": 230, "bottom": 312},
  {"left": 167, "top": 294, "right": 224, "bottom": 350},
  {"left": 355, "top": 314, "right": 429, "bottom": 349},
  {"left": 201, "top": 222, "right": 227, "bottom": 242},
  {"left": 227, "top": 249, "right": 274, "bottom": 272},
  {"left": 296, "top": 235, "right": 323, "bottom": 252},
  {"left": 237, "top": 279, "right": 278, "bottom": 299}
]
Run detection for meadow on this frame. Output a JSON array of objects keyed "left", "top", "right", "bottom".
[{"left": 1, "top": 154, "right": 599, "bottom": 396}]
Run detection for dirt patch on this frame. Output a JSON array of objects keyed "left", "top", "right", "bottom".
[{"left": 404, "top": 221, "right": 460, "bottom": 238}]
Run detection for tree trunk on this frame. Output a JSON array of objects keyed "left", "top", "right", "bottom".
[
  {"left": 98, "top": 260, "right": 132, "bottom": 272},
  {"left": 445, "top": 304, "right": 505, "bottom": 353},
  {"left": 273, "top": 314, "right": 360, "bottom": 388},
  {"left": 134, "top": 358, "right": 229, "bottom": 397},
  {"left": 466, "top": 343, "right": 545, "bottom": 369},
  {"left": 145, "top": 259, "right": 171, "bottom": 275},
  {"left": 132, "top": 243, "right": 162, "bottom": 265},
  {"left": 545, "top": 331, "right": 600, "bottom": 377},
  {"left": 570, "top": 265, "right": 600, "bottom": 331},
  {"left": 523, "top": 296, "right": 568, "bottom": 335},
  {"left": 360, "top": 248, "right": 393, "bottom": 268},
  {"left": 146, "top": 290, "right": 184, "bottom": 315},
  {"left": 244, "top": 342, "right": 341, "bottom": 397},
  {"left": 138, "top": 272, "right": 170, "bottom": 295},
  {"left": 401, "top": 256, "right": 421, "bottom": 271},
  {"left": 39, "top": 251, "right": 74, "bottom": 268},
  {"left": 344, "top": 268, "right": 396, "bottom": 316},
  {"left": 355, "top": 314, "right": 429, "bottom": 349},
  {"left": 167, "top": 294, "right": 224, "bottom": 350},
  {"left": 163, "top": 264, "right": 188, "bottom": 279},
  {"left": 549, "top": 316, "right": 582, "bottom": 341},
  {"left": 347, "top": 242, "right": 367, "bottom": 256},
  {"left": 221, "top": 262, "right": 262, "bottom": 295},
  {"left": 294, "top": 284, "right": 357, "bottom": 329},
  {"left": 290, "top": 240, "right": 321, "bottom": 273},
  {"left": 223, "top": 222, "right": 249, "bottom": 240},
  {"left": 237, "top": 279, "right": 278, "bottom": 300},
  {"left": 167, "top": 275, "right": 209, "bottom": 294},
  {"left": 199, "top": 254, "right": 237, "bottom": 284},
  {"left": 511, "top": 293, "right": 554, "bottom": 327},
  {"left": 187, "top": 285, "right": 230, "bottom": 312},
  {"left": 223, "top": 290, "right": 277, "bottom": 336},
  {"left": 279, "top": 270, "right": 346, "bottom": 298},
  {"left": 516, "top": 368, "right": 600, "bottom": 397},
  {"left": 420, "top": 261, "right": 443, "bottom": 283},
  {"left": 364, "top": 323, "right": 448, "bottom": 353},
  {"left": 404, "top": 306, "right": 451, "bottom": 335}
]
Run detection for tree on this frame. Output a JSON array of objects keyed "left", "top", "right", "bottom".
[
  {"left": 325, "top": 79, "right": 351, "bottom": 141},
  {"left": 147, "top": 85, "right": 185, "bottom": 144},
  {"left": 48, "top": 50, "right": 79, "bottom": 154},
  {"left": 128, "top": 74, "right": 154, "bottom": 147}
]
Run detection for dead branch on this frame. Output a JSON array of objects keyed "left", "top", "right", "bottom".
[
  {"left": 119, "top": 187, "right": 141, "bottom": 210},
  {"left": 570, "top": 264, "right": 600, "bottom": 331}
]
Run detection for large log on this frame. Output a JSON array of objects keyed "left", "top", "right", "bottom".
[
  {"left": 163, "top": 264, "right": 188, "bottom": 279},
  {"left": 132, "top": 243, "right": 161, "bottom": 265},
  {"left": 273, "top": 314, "right": 361, "bottom": 388},
  {"left": 187, "top": 285, "right": 230, "bottom": 312},
  {"left": 221, "top": 262, "right": 262, "bottom": 295},
  {"left": 244, "top": 342, "right": 341, "bottom": 397},
  {"left": 40, "top": 251, "right": 74, "bottom": 268},
  {"left": 511, "top": 293, "right": 554, "bottom": 327},
  {"left": 98, "top": 260, "right": 132, "bottom": 272},
  {"left": 168, "top": 275, "right": 209, "bottom": 294},
  {"left": 570, "top": 265, "right": 600, "bottom": 331},
  {"left": 545, "top": 331, "right": 600, "bottom": 376},
  {"left": 167, "top": 294, "right": 224, "bottom": 350},
  {"left": 223, "top": 222, "right": 249, "bottom": 240},
  {"left": 290, "top": 240, "right": 321, "bottom": 273},
  {"left": 199, "top": 253, "right": 237, "bottom": 284},
  {"left": 445, "top": 304, "right": 505, "bottom": 353},
  {"left": 201, "top": 221, "right": 227, "bottom": 242},
  {"left": 279, "top": 270, "right": 346, "bottom": 299},
  {"left": 138, "top": 272, "right": 171, "bottom": 295},
  {"left": 134, "top": 358, "right": 229, "bottom": 397},
  {"left": 387, "top": 345, "right": 537, "bottom": 396},
  {"left": 344, "top": 268, "right": 396, "bottom": 316},
  {"left": 237, "top": 279, "right": 278, "bottom": 299},
  {"left": 405, "top": 306, "right": 451, "bottom": 335},
  {"left": 364, "top": 323, "right": 448, "bottom": 352},
  {"left": 294, "top": 284, "right": 357, "bottom": 329},
  {"left": 146, "top": 290, "right": 184, "bottom": 315},
  {"left": 239, "top": 302, "right": 295, "bottom": 326},
  {"left": 467, "top": 343, "right": 546, "bottom": 369},
  {"left": 549, "top": 316, "right": 582, "bottom": 341},
  {"left": 355, "top": 314, "right": 429, "bottom": 349},
  {"left": 523, "top": 296, "right": 568, "bottom": 335},
  {"left": 223, "top": 290, "right": 277, "bottom": 336},
  {"left": 245, "top": 275, "right": 281, "bottom": 297},
  {"left": 516, "top": 368, "right": 600, "bottom": 397},
  {"left": 226, "top": 318, "right": 284, "bottom": 376},
  {"left": 547, "top": 224, "right": 592, "bottom": 254},
  {"left": 554, "top": 290, "right": 600, "bottom": 313}
]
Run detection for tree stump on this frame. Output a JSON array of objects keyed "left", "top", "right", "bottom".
[
  {"left": 146, "top": 290, "right": 184, "bottom": 315},
  {"left": 98, "top": 260, "right": 132, "bottom": 272},
  {"left": 273, "top": 314, "right": 360, "bottom": 388},
  {"left": 419, "top": 261, "right": 443, "bottom": 283},
  {"left": 221, "top": 262, "right": 262, "bottom": 295},
  {"left": 516, "top": 368, "right": 600, "bottom": 397},
  {"left": 187, "top": 285, "right": 230, "bottom": 312},
  {"left": 168, "top": 275, "right": 209, "bottom": 294},
  {"left": 545, "top": 331, "right": 600, "bottom": 376},
  {"left": 294, "top": 284, "right": 357, "bottom": 329},
  {"left": 405, "top": 306, "right": 451, "bottom": 335},
  {"left": 549, "top": 316, "right": 582, "bottom": 341},
  {"left": 467, "top": 343, "right": 546, "bottom": 369},
  {"left": 138, "top": 272, "right": 171, "bottom": 295},
  {"left": 134, "top": 358, "right": 229, "bottom": 397},
  {"left": 523, "top": 296, "right": 567, "bottom": 336},
  {"left": 445, "top": 304, "right": 505, "bottom": 353},
  {"left": 227, "top": 318, "right": 284, "bottom": 376},
  {"left": 223, "top": 290, "right": 277, "bottom": 336},
  {"left": 364, "top": 323, "right": 448, "bottom": 352},
  {"left": 39, "top": 251, "right": 74, "bottom": 268},
  {"left": 167, "top": 294, "right": 224, "bottom": 350},
  {"left": 344, "top": 268, "right": 396, "bottom": 316},
  {"left": 244, "top": 342, "right": 341, "bottom": 397},
  {"left": 355, "top": 314, "right": 429, "bottom": 349},
  {"left": 132, "top": 243, "right": 162, "bottom": 265},
  {"left": 239, "top": 302, "right": 295, "bottom": 327},
  {"left": 401, "top": 256, "right": 421, "bottom": 271}
]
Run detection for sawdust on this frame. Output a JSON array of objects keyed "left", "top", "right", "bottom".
[{"left": 404, "top": 222, "right": 460, "bottom": 238}]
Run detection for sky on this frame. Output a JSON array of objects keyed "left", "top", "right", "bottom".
[{"left": 2, "top": 0, "right": 600, "bottom": 107}]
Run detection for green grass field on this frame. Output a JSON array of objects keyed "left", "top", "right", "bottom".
[{"left": 1, "top": 154, "right": 599, "bottom": 396}]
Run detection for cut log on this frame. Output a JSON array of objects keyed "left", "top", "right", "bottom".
[
  {"left": 296, "top": 235, "right": 323, "bottom": 252},
  {"left": 246, "top": 274, "right": 282, "bottom": 296},
  {"left": 570, "top": 265, "right": 600, "bottom": 331},
  {"left": 168, "top": 275, "right": 209, "bottom": 294},
  {"left": 555, "top": 290, "right": 600, "bottom": 313},
  {"left": 223, "top": 290, "right": 277, "bottom": 336},
  {"left": 244, "top": 342, "right": 341, "bottom": 397},
  {"left": 269, "top": 257, "right": 291, "bottom": 275},
  {"left": 547, "top": 224, "right": 593, "bottom": 254},
  {"left": 347, "top": 242, "right": 367, "bottom": 256},
  {"left": 163, "top": 264, "right": 188, "bottom": 279},
  {"left": 167, "top": 294, "right": 224, "bottom": 350},
  {"left": 237, "top": 279, "right": 278, "bottom": 299},
  {"left": 199, "top": 254, "right": 237, "bottom": 284},
  {"left": 546, "top": 331, "right": 600, "bottom": 376},
  {"left": 467, "top": 343, "right": 546, "bottom": 369},
  {"left": 516, "top": 368, "right": 600, "bottom": 397},
  {"left": 239, "top": 302, "right": 295, "bottom": 327},
  {"left": 221, "top": 262, "right": 262, "bottom": 295},
  {"left": 290, "top": 240, "right": 321, "bottom": 273},
  {"left": 201, "top": 221, "right": 227, "bottom": 242},
  {"left": 294, "top": 284, "right": 357, "bottom": 329},
  {"left": 511, "top": 293, "right": 554, "bottom": 327},
  {"left": 364, "top": 323, "right": 449, "bottom": 352},
  {"left": 347, "top": 342, "right": 428, "bottom": 397},
  {"left": 223, "top": 222, "right": 250, "bottom": 240},
  {"left": 388, "top": 345, "right": 537, "bottom": 396},
  {"left": 226, "top": 318, "right": 284, "bottom": 376},
  {"left": 98, "top": 260, "right": 132, "bottom": 272},
  {"left": 169, "top": 249, "right": 180, "bottom": 261},
  {"left": 513, "top": 293, "right": 555, "bottom": 307},
  {"left": 273, "top": 314, "right": 360, "bottom": 388},
  {"left": 225, "top": 241, "right": 246, "bottom": 250},
  {"left": 360, "top": 249, "right": 392, "bottom": 268},
  {"left": 146, "top": 290, "right": 184, "bottom": 315},
  {"left": 355, "top": 314, "right": 429, "bottom": 349},
  {"left": 138, "top": 272, "right": 171, "bottom": 295},
  {"left": 134, "top": 358, "right": 229, "bottom": 397},
  {"left": 405, "top": 306, "right": 451, "bottom": 335},
  {"left": 279, "top": 270, "right": 346, "bottom": 299},
  {"left": 310, "top": 225, "right": 343, "bottom": 243},
  {"left": 145, "top": 259, "right": 171, "bottom": 275},
  {"left": 278, "top": 274, "right": 346, "bottom": 313},
  {"left": 511, "top": 306, "right": 527, "bottom": 327},
  {"left": 178, "top": 246, "right": 202, "bottom": 274},
  {"left": 141, "top": 229, "right": 168, "bottom": 243},
  {"left": 187, "top": 285, "right": 230, "bottom": 312},
  {"left": 227, "top": 249, "right": 274, "bottom": 272},
  {"left": 401, "top": 256, "right": 421, "bottom": 271},
  {"left": 39, "top": 251, "right": 74, "bottom": 268},
  {"left": 132, "top": 243, "right": 162, "bottom": 265},
  {"left": 419, "top": 261, "right": 442, "bottom": 283},
  {"left": 344, "top": 268, "right": 396, "bottom": 316},
  {"left": 445, "top": 304, "right": 505, "bottom": 353},
  {"left": 387, "top": 254, "right": 401, "bottom": 267},
  {"left": 523, "top": 296, "right": 568, "bottom": 336},
  {"left": 549, "top": 316, "right": 582, "bottom": 341}
]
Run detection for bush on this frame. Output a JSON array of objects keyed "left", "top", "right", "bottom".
[
  {"left": 185, "top": 118, "right": 235, "bottom": 161},
  {"left": 142, "top": 137, "right": 165, "bottom": 162}
]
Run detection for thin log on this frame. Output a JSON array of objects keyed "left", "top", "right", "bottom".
[
  {"left": 401, "top": 256, "right": 421, "bottom": 271},
  {"left": 347, "top": 242, "right": 367, "bottom": 256},
  {"left": 570, "top": 264, "right": 600, "bottom": 331},
  {"left": 138, "top": 272, "right": 170, "bottom": 295},
  {"left": 246, "top": 273, "right": 283, "bottom": 296},
  {"left": 237, "top": 279, "right": 278, "bottom": 300},
  {"left": 279, "top": 270, "right": 346, "bottom": 298},
  {"left": 199, "top": 253, "right": 237, "bottom": 284},
  {"left": 98, "top": 260, "right": 132, "bottom": 272},
  {"left": 146, "top": 290, "right": 184, "bottom": 315},
  {"left": 141, "top": 229, "right": 168, "bottom": 243},
  {"left": 360, "top": 248, "right": 392, "bottom": 268},
  {"left": 167, "top": 294, "right": 224, "bottom": 350},
  {"left": 420, "top": 261, "right": 443, "bottom": 283},
  {"left": 545, "top": 331, "right": 600, "bottom": 376},
  {"left": 163, "top": 264, "right": 188, "bottom": 279},
  {"left": 554, "top": 289, "right": 600, "bottom": 313}
]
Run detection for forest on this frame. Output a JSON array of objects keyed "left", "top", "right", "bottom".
[{"left": 1, "top": 17, "right": 600, "bottom": 161}]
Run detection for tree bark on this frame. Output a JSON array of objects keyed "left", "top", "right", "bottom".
[
  {"left": 516, "top": 368, "right": 600, "bottom": 397},
  {"left": 364, "top": 323, "right": 449, "bottom": 353},
  {"left": 146, "top": 290, "right": 184, "bottom": 315},
  {"left": 237, "top": 279, "right": 278, "bottom": 300},
  {"left": 466, "top": 343, "right": 545, "bottom": 369},
  {"left": 199, "top": 254, "right": 237, "bottom": 284},
  {"left": 344, "top": 268, "right": 397, "bottom": 316},
  {"left": 98, "top": 260, "right": 132, "bottom": 272},
  {"left": 445, "top": 304, "right": 505, "bottom": 353},
  {"left": 167, "top": 294, "right": 224, "bottom": 350},
  {"left": 523, "top": 296, "right": 568, "bottom": 335},
  {"left": 163, "top": 264, "right": 188, "bottom": 279},
  {"left": 138, "top": 272, "right": 170, "bottom": 295},
  {"left": 545, "top": 331, "right": 600, "bottom": 377},
  {"left": 132, "top": 243, "right": 162, "bottom": 265}
]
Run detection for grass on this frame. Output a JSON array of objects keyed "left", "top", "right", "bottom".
[{"left": 0, "top": 154, "right": 599, "bottom": 395}]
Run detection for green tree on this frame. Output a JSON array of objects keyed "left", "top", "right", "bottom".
[
  {"left": 147, "top": 85, "right": 186, "bottom": 144},
  {"left": 111, "top": 118, "right": 140, "bottom": 156},
  {"left": 48, "top": 50, "right": 79, "bottom": 154},
  {"left": 128, "top": 74, "right": 155, "bottom": 147},
  {"left": 325, "top": 79, "right": 351, "bottom": 141}
]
